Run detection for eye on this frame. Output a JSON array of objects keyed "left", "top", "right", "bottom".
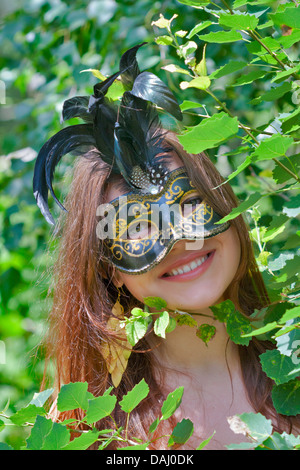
[{"left": 181, "top": 194, "right": 203, "bottom": 216}]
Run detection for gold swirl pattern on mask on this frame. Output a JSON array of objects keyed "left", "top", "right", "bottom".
[
  {"left": 188, "top": 202, "right": 214, "bottom": 225},
  {"left": 164, "top": 177, "right": 186, "bottom": 205},
  {"left": 109, "top": 236, "right": 158, "bottom": 259}
]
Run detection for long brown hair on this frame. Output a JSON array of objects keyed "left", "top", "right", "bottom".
[{"left": 42, "top": 132, "right": 299, "bottom": 447}]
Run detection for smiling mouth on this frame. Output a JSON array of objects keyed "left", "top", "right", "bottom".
[{"left": 161, "top": 250, "right": 215, "bottom": 279}]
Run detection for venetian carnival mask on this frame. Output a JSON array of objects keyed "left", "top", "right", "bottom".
[
  {"left": 32, "top": 42, "right": 229, "bottom": 275},
  {"left": 99, "top": 167, "right": 229, "bottom": 274}
]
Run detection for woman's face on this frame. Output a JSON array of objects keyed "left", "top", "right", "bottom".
[{"left": 105, "top": 155, "right": 241, "bottom": 313}]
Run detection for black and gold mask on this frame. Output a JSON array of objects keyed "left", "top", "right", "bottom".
[{"left": 98, "top": 168, "right": 230, "bottom": 274}]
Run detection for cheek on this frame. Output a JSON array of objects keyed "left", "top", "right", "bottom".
[
  {"left": 117, "top": 272, "right": 153, "bottom": 304},
  {"left": 220, "top": 227, "right": 241, "bottom": 279}
]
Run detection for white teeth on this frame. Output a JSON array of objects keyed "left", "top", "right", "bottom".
[{"left": 166, "top": 254, "right": 209, "bottom": 277}]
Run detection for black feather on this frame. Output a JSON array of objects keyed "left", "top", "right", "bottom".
[
  {"left": 119, "top": 42, "right": 147, "bottom": 90},
  {"left": 131, "top": 71, "right": 183, "bottom": 121},
  {"left": 33, "top": 124, "right": 96, "bottom": 225},
  {"left": 114, "top": 92, "right": 170, "bottom": 190},
  {"left": 61, "top": 96, "right": 92, "bottom": 123}
]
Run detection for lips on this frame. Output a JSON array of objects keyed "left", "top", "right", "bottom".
[{"left": 159, "top": 249, "right": 215, "bottom": 280}]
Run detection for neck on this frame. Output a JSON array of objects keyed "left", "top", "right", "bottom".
[{"left": 148, "top": 308, "right": 240, "bottom": 386}]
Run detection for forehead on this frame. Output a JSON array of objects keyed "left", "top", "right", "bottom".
[{"left": 105, "top": 152, "right": 184, "bottom": 203}]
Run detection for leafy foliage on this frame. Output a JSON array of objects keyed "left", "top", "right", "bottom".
[
  {"left": 0, "top": 379, "right": 212, "bottom": 450},
  {"left": 1, "top": 0, "right": 300, "bottom": 450}
]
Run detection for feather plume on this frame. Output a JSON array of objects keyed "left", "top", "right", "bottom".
[
  {"left": 33, "top": 42, "right": 183, "bottom": 223},
  {"left": 33, "top": 124, "right": 96, "bottom": 225}
]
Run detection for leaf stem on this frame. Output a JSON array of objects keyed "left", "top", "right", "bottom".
[
  {"left": 219, "top": 0, "right": 234, "bottom": 14},
  {"left": 273, "top": 158, "right": 300, "bottom": 183}
]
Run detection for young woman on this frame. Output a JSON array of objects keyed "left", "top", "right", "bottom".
[{"left": 34, "top": 44, "right": 299, "bottom": 449}]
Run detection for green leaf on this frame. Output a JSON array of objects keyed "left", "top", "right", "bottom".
[
  {"left": 271, "top": 255, "right": 299, "bottom": 284},
  {"left": 278, "top": 306, "right": 300, "bottom": 325},
  {"left": 272, "top": 155, "right": 300, "bottom": 184},
  {"left": 175, "top": 30, "right": 188, "bottom": 38},
  {"left": 131, "top": 307, "right": 146, "bottom": 317},
  {"left": 0, "top": 442, "right": 14, "bottom": 450},
  {"left": 155, "top": 35, "right": 173, "bottom": 46},
  {"left": 242, "top": 321, "right": 279, "bottom": 338},
  {"left": 272, "top": 379, "right": 300, "bottom": 416},
  {"left": 125, "top": 318, "right": 149, "bottom": 346},
  {"left": 258, "top": 432, "right": 295, "bottom": 450},
  {"left": 119, "top": 379, "right": 149, "bottom": 414},
  {"left": 209, "top": 60, "right": 247, "bottom": 79},
  {"left": 247, "top": 37, "right": 281, "bottom": 56},
  {"left": 282, "top": 195, "right": 300, "bottom": 218},
  {"left": 151, "top": 13, "right": 177, "bottom": 30},
  {"left": 251, "top": 82, "right": 292, "bottom": 105},
  {"left": 196, "top": 324, "right": 216, "bottom": 344},
  {"left": 219, "top": 12, "right": 259, "bottom": 31},
  {"left": 169, "top": 418, "right": 194, "bottom": 445},
  {"left": 178, "top": 112, "right": 239, "bottom": 154},
  {"left": 177, "top": 41, "right": 198, "bottom": 58},
  {"left": 176, "top": 0, "right": 210, "bottom": 7},
  {"left": 279, "top": 29, "right": 300, "bottom": 49},
  {"left": 280, "top": 111, "right": 300, "bottom": 135},
  {"left": 26, "top": 415, "right": 53, "bottom": 450},
  {"left": 261, "top": 214, "right": 289, "bottom": 243},
  {"left": 226, "top": 441, "right": 258, "bottom": 450},
  {"left": 149, "top": 417, "right": 160, "bottom": 434},
  {"left": 232, "top": 69, "right": 266, "bottom": 86},
  {"left": 57, "top": 381, "right": 89, "bottom": 412},
  {"left": 223, "top": 154, "right": 253, "bottom": 184},
  {"left": 231, "top": 412, "right": 273, "bottom": 442},
  {"left": 269, "top": 6, "right": 300, "bottom": 29},
  {"left": 210, "top": 299, "right": 235, "bottom": 322},
  {"left": 187, "top": 20, "right": 212, "bottom": 39},
  {"left": 62, "top": 429, "right": 101, "bottom": 450},
  {"left": 217, "top": 192, "right": 263, "bottom": 224},
  {"left": 271, "top": 65, "right": 300, "bottom": 83},
  {"left": 276, "top": 319, "right": 300, "bottom": 358},
  {"left": 226, "top": 309, "right": 252, "bottom": 346},
  {"left": 154, "top": 311, "right": 170, "bottom": 338},
  {"left": 196, "top": 431, "right": 216, "bottom": 450},
  {"left": 162, "top": 64, "right": 191, "bottom": 76},
  {"left": 175, "top": 312, "right": 198, "bottom": 327},
  {"left": 180, "top": 100, "right": 204, "bottom": 111},
  {"left": 41, "top": 422, "right": 71, "bottom": 450},
  {"left": 260, "top": 349, "right": 300, "bottom": 385},
  {"left": 85, "top": 394, "right": 117, "bottom": 425},
  {"left": 251, "top": 134, "right": 294, "bottom": 162},
  {"left": 257, "top": 250, "right": 272, "bottom": 266},
  {"left": 143, "top": 296, "right": 167, "bottom": 310},
  {"left": 165, "top": 316, "right": 177, "bottom": 333},
  {"left": 10, "top": 404, "right": 46, "bottom": 425},
  {"left": 161, "top": 387, "right": 184, "bottom": 420},
  {"left": 180, "top": 76, "right": 211, "bottom": 91},
  {"left": 197, "top": 30, "right": 243, "bottom": 43},
  {"left": 29, "top": 388, "right": 54, "bottom": 408}
]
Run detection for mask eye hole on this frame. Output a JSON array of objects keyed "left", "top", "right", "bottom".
[{"left": 181, "top": 193, "right": 203, "bottom": 216}]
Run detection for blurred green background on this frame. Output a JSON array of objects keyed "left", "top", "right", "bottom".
[{"left": 1, "top": 0, "right": 299, "bottom": 448}]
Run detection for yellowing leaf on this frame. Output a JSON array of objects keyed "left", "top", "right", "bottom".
[{"left": 101, "top": 301, "right": 132, "bottom": 387}]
